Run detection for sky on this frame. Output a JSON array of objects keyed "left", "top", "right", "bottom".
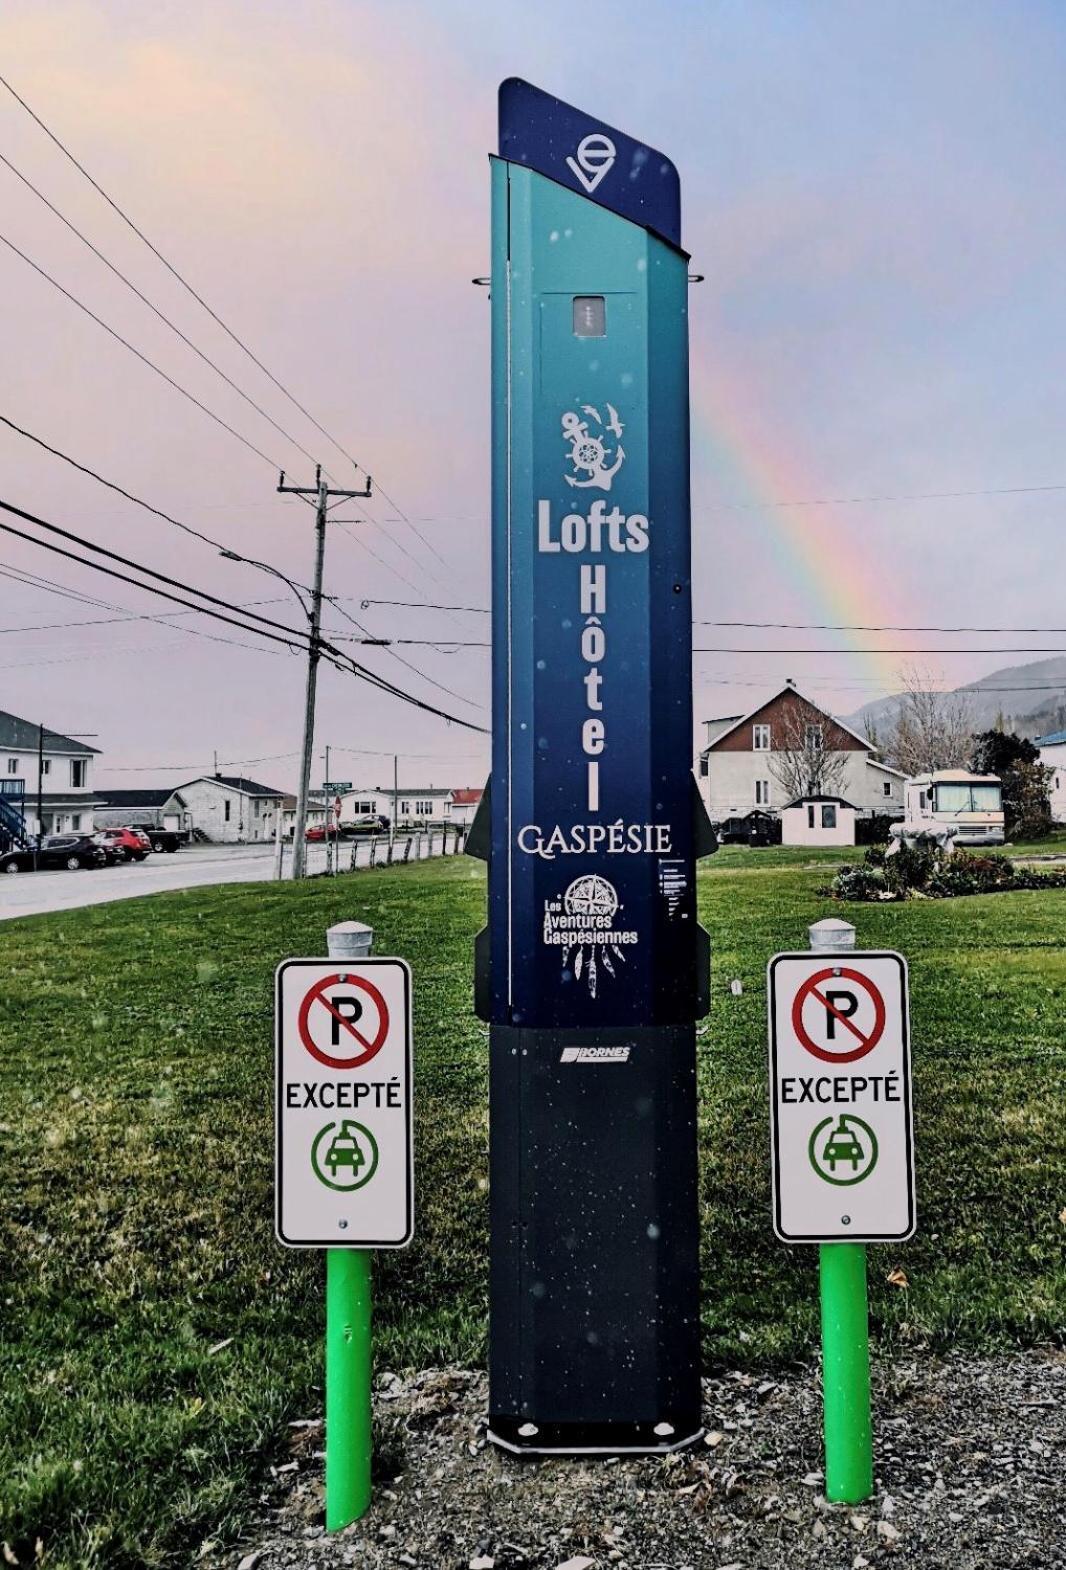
[{"left": 0, "top": 0, "right": 1064, "bottom": 791}]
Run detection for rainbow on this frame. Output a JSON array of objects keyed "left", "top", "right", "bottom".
[{"left": 688, "top": 351, "right": 905, "bottom": 695}]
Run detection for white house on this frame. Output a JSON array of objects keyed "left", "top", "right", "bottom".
[
  {"left": 0, "top": 709, "right": 101, "bottom": 842},
  {"left": 338, "top": 785, "right": 482, "bottom": 828},
  {"left": 780, "top": 795, "right": 858, "bottom": 848},
  {"left": 1035, "top": 729, "right": 1066, "bottom": 824},
  {"left": 698, "top": 684, "right": 905, "bottom": 821},
  {"left": 173, "top": 775, "right": 286, "bottom": 843}
]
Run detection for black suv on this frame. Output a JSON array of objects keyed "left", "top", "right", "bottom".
[
  {"left": 0, "top": 835, "right": 108, "bottom": 873},
  {"left": 714, "top": 811, "right": 781, "bottom": 848}
]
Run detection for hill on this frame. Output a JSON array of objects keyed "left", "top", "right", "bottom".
[{"left": 844, "top": 656, "right": 1066, "bottom": 741}]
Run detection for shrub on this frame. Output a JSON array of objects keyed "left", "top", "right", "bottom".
[
  {"left": 856, "top": 813, "right": 895, "bottom": 846},
  {"left": 830, "top": 840, "right": 1066, "bottom": 901},
  {"left": 832, "top": 863, "right": 890, "bottom": 902}
]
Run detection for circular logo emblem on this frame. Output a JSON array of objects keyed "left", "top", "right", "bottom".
[
  {"left": 310, "top": 1119, "right": 379, "bottom": 1192},
  {"left": 808, "top": 1114, "right": 879, "bottom": 1186},
  {"left": 563, "top": 874, "right": 618, "bottom": 919}
]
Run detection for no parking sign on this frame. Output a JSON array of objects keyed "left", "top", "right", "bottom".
[
  {"left": 768, "top": 951, "right": 915, "bottom": 1243},
  {"left": 275, "top": 958, "right": 413, "bottom": 1248}
]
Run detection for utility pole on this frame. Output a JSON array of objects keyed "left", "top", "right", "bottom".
[
  {"left": 392, "top": 754, "right": 398, "bottom": 852},
  {"left": 279, "top": 464, "right": 371, "bottom": 879},
  {"left": 35, "top": 723, "right": 44, "bottom": 870}
]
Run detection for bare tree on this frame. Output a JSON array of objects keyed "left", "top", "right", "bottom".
[
  {"left": 766, "top": 701, "right": 851, "bottom": 801},
  {"left": 883, "top": 665, "right": 973, "bottom": 775}
]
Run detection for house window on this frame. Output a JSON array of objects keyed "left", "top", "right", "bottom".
[
  {"left": 416, "top": 799, "right": 434, "bottom": 815},
  {"left": 400, "top": 800, "right": 411, "bottom": 814},
  {"left": 356, "top": 800, "right": 375, "bottom": 814},
  {"left": 753, "top": 724, "right": 771, "bottom": 751},
  {"left": 883, "top": 781, "right": 892, "bottom": 797},
  {"left": 754, "top": 779, "right": 771, "bottom": 807},
  {"left": 699, "top": 756, "right": 709, "bottom": 777},
  {"left": 6, "top": 758, "right": 16, "bottom": 774},
  {"left": 805, "top": 724, "right": 824, "bottom": 751},
  {"left": 71, "top": 814, "right": 82, "bottom": 831},
  {"left": 821, "top": 804, "right": 837, "bottom": 829},
  {"left": 71, "top": 759, "right": 87, "bottom": 787},
  {"left": 807, "top": 804, "right": 815, "bottom": 828},
  {"left": 224, "top": 801, "right": 231, "bottom": 822},
  {"left": 42, "top": 759, "right": 51, "bottom": 776}
]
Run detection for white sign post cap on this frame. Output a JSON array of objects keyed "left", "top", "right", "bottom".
[
  {"left": 327, "top": 920, "right": 375, "bottom": 959},
  {"left": 808, "top": 918, "right": 856, "bottom": 953}
]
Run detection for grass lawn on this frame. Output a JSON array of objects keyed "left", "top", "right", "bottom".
[{"left": 1, "top": 851, "right": 1063, "bottom": 1567}]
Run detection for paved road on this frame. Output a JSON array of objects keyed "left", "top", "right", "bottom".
[{"left": 0, "top": 835, "right": 462, "bottom": 921}]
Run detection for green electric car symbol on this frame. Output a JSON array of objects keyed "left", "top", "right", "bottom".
[
  {"left": 310, "top": 1119, "right": 379, "bottom": 1192},
  {"left": 808, "top": 1114, "right": 878, "bottom": 1186}
]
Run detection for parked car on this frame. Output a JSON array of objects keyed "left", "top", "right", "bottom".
[
  {"left": 304, "top": 823, "right": 330, "bottom": 842},
  {"left": 134, "top": 826, "right": 183, "bottom": 853},
  {"left": 0, "top": 835, "right": 107, "bottom": 873},
  {"left": 339, "top": 814, "right": 390, "bottom": 838},
  {"left": 94, "top": 827, "right": 150, "bottom": 862},
  {"left": 715, "top": 811, "right": 781, "bottom": 847}
]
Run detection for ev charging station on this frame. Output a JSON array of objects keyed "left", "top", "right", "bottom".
[{"left": 469, "top": 79, "right": 715, "bottom": 1454}]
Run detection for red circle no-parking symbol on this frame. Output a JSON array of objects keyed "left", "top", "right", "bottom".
[
  {"left": 297, "top": 973, "right": 390, "bottom": 1071},
  {"left": 791, "top": 966, "right": 885, "bottom": 1064}
]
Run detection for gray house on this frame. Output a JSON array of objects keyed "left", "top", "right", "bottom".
[{"left": 170, "top": 775, "right": 285, "bottom": 844}]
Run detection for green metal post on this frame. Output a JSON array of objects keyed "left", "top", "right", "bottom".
[
  {"left": 819, "top": 1241, "right": 873, "bottom": 1503},
  {"left": 326, "top": 1247, "right": 372, "bottom": 1529}
]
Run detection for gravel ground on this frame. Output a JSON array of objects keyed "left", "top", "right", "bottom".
[{"left": 204, "top": 1351, "right": 1063, "bottom": 1570}]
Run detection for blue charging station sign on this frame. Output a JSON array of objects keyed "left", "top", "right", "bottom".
[
  {"left": 483, "top": 79, "right": 709, "bottom": 1036},
  {"left": 474, "top": 80, "right": 713, "bottom": 1456}
]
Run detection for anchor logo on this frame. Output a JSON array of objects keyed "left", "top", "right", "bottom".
[{"left": 561, "top": 403, "right": 625, "bottom": 492}]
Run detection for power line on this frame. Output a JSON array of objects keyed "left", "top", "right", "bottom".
[
  {"left": 693, "top": 646, "right": 1066, "bottom": 655},
  {"left": 0, "top": 489, "right": 313, "bottom": 639},
  {"left": 0, "top": 231, "right": 284, "bottom": 469},
  {"left": 0, "top": 151, "right": 323, "bottom": 469},
  {"left": 0, "top": 499, "right": 313, "bottom": 651},
  {"left": 0, "top": 70, "right": 350, "bottom": 465},
  {"left": 357, "top": 596, "right": 1066, "bottom": 637},
  {"left": 0, "top": 555, "right": 289, "bottom": 656},
  {"left": 333, "top": 518, "right": 430, "bottom": 597},
  {"left": 715, "top": 482, "right": 1066, "bottom": 510},
  {"left": 360, "top": 597, "right": 490, "bottom": 614},
  {"left": 325, "top": 596, "right": 485, "bottom": 709},
  {"left": 696, "top": 619, "right": 1066, "bottom": 633},
  {"left": 0, "top": 495, "right": 489, "bottom": 732},
  {"left": 1, "top": 413, "right": 271, "bottom": 556},
  {"left": 0, "top": 70, "right": 453, "bottom": 580}
]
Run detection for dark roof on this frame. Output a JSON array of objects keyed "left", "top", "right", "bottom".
[
  {"left": 783, "top": 794, "right": 858, "bottom": 809},
  {"left": 0, "top": 710, "right": 100, "bottom": 754},
  {"left": 181, "top": 775, "right": 285, "bottom": 798},
  {"left": 97, "top": 788, "right": 177, "bottom": 808},
  {"left": 1036, "top": 729, "right": 1066, "bottom": 747},
  {"left": 27, "top": 792, "right": 104, "bottom": 807}
]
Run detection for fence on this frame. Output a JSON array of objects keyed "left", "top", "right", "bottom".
[{"left": 297, "top": 826, "right": 468, "bottom": 878}]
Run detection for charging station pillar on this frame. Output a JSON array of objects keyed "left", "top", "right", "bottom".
[{"left": 469, "top": 78, "right": 715, "bottom": 1454}]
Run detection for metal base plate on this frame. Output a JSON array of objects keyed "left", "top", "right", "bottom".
[{"left": 487, "top": 1416, "right": 704, "bottom": 1458}]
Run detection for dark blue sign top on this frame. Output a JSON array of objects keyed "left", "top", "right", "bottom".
[{"left": 498, "top": 78, "right": 682, "bottom": 250}]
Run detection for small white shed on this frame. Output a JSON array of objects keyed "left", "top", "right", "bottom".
[{"left": 781, "top": 795, "right": 858, "bottom": 847}]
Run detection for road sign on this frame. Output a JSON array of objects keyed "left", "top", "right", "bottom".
[
  {"left": 323, "top": 780, "right": 352, "bottom": 795},
  {"left": 276, "top": 958, "right": 413, "bottom": 1248},
  {"left": 768, "top": 951, "right": 914, "bottom": 1243}
]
